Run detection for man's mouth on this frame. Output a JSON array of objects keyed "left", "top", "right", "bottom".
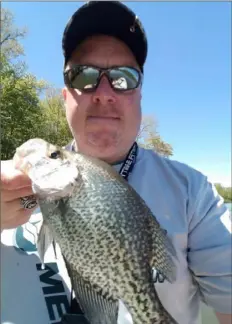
[
  {"left": 87, "top": 116, "right": 121, "bottom": 123},
  {"left": 87, "top": 116, "right": 120, "bottom": 120}
]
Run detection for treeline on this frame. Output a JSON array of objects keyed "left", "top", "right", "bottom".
[
  {"left": 215, "top": 184, "right": 232, "bottom": 203},
  {"left": 1, "top": 8, "right": 74, "bottom": 160},
  {"left": 1, "top": 8, "right": 173, "bottom": 161}
]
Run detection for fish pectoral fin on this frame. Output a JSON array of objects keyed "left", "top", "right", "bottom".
[
  {"left": 70, "top": 270, "right": 119, "bottom": 324},
  {"left": 37, "top": 222, "right": 54, "bottom": 269},
  {"left": 151, "top": 226, "right": 178, "bottom": 284}
]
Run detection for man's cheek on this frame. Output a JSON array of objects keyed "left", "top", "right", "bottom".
[{"left": 127, "top": 90, "right": 141, "bottom": 104}]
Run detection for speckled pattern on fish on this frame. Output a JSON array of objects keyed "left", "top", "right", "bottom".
[{"left": 14, "top": 138, "right": 178, "bottom": 324}]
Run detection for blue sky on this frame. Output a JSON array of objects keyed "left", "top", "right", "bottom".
[{"left": 3, "top": 1, "right": 231, "bottom": 186}]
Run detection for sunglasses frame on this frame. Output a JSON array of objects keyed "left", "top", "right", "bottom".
[{"left": 63, "top": 64, "right": 143, "bottom": 92}]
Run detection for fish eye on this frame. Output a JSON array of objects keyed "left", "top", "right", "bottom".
[{"left": 50, "top": 150, "right": 61, "bottom": 159}]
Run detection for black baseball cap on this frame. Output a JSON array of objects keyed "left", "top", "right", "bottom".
[{"left": 62, "top": 1, "right": 148, "bottom": 73}]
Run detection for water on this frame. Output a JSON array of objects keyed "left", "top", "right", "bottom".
[{"left": 201, "top": 202, "right": 231, "bottom": 324}]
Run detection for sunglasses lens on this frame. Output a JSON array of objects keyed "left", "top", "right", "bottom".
[
  {"left": 110, "top": 67, "right": 140, "bottom": 90},
  {"left": 67, "top": 67, "right": 99, "bottom": 90},
  {"left": 65, "top": 66, "right": 140, "bottom": 91}
]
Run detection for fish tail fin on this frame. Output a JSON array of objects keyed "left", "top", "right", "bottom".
[{"left": 123, "top": 279, "right": 178, "bottom": 324}]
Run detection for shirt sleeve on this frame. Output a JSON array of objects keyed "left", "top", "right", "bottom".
[{"left": 187, "top": 175, "right": 232, "bottom": 314}]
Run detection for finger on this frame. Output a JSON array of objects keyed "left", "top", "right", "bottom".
[
  {"left": 3, "top": 186, "right": 35, "bottom": 202},
  {"left": 1, "top": 160, "right": 32, "bottom": 190},
  {"left": 1, "top": 170, "right": 32, "bottom": 190},
  {"left": 4, "top": 197, "right": 36, "bottom": 213}
]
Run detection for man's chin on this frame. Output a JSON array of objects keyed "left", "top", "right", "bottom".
[
  {"left": 86, "top": 132, "right": 120, "bottom": 149},
  {"left": 82, "top": 134, "right": 122, "bottom": 163}
]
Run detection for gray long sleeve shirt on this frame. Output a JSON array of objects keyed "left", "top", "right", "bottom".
[{"left": 1, "top": 147, "right": 231, "bottom": 324}]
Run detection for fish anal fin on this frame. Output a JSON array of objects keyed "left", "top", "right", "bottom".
[{"left": 68, "top": 264, "right": 119, "bottom": 324}]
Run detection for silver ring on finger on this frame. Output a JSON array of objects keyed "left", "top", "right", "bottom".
[{"left": 20, "top": 195, "right": 38, "bottom": 210}]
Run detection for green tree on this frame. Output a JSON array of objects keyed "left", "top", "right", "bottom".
[
  {"left": 1, "top": 53, "right": 47, "bottom": 160},
  {"left": 1, "top": 7, "right": 27, "bottom": 60},
  {"left": 39, "top": 88, "right": 73, "bottom": 147},
  {"left": 215, "top": 183, "right": 232, "bottom": 203},
  {"left": 137, "top": 115, "right": 173, "bottom": 157},
  {"left": 1, "top": 8, "right": 47, "bottom": 160}
]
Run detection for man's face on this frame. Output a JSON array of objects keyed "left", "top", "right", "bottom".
[{"left": 62, "top": 35, "right": 142, "bottom": 163}]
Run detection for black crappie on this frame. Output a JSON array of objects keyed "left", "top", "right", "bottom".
[{"left": 13, "top": 138, "right": 178, "bottom": 324}]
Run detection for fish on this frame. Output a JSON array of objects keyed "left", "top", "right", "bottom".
[{"left": 13, "top": 138, "right": 178, "bottom": 324}]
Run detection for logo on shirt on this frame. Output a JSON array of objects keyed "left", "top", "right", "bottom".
[{"left": 13, "top": 218, "right": 41, "bottom": 254}]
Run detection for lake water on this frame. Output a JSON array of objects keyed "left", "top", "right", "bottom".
[{"left": 201, "top": 202, "right": 231, "bottom": 324}]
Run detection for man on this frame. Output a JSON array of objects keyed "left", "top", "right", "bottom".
[{"left": 1, "top": 2, "right": 231, "bottom": 324}]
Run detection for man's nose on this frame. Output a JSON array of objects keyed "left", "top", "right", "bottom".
[{"left": 92, "top": 76, "right": 117, "bottom": 105}]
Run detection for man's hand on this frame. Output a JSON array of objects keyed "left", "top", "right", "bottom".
[
  {"left": 216, "top": 312, "right": 232, "bottom": 324},
  {"left": 1, "top": 160, "right": 37, "bottom": 229}
]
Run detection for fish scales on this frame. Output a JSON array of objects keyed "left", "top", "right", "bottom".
[{"left": 14, "top": 138, "right": 178, "bottom": 324}]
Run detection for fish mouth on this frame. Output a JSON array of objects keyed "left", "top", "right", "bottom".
[
  {"left": 13, "top": 138, "right": 79, "bottom": 200},
  {"left": 27, "top": 157, "right": 79, "bottom": 200}
]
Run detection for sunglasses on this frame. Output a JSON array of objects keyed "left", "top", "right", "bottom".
[{"left": 63, "top": 65, "right": 142, "bottom": 92}]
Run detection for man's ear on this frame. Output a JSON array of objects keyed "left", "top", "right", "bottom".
[{"left": 62, "top": 87, "right": 67, "bottom": 101}]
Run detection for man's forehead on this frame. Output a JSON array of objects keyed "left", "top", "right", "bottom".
[{"left": 68, "top": 35, "right": 139, "bottom": 68}]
